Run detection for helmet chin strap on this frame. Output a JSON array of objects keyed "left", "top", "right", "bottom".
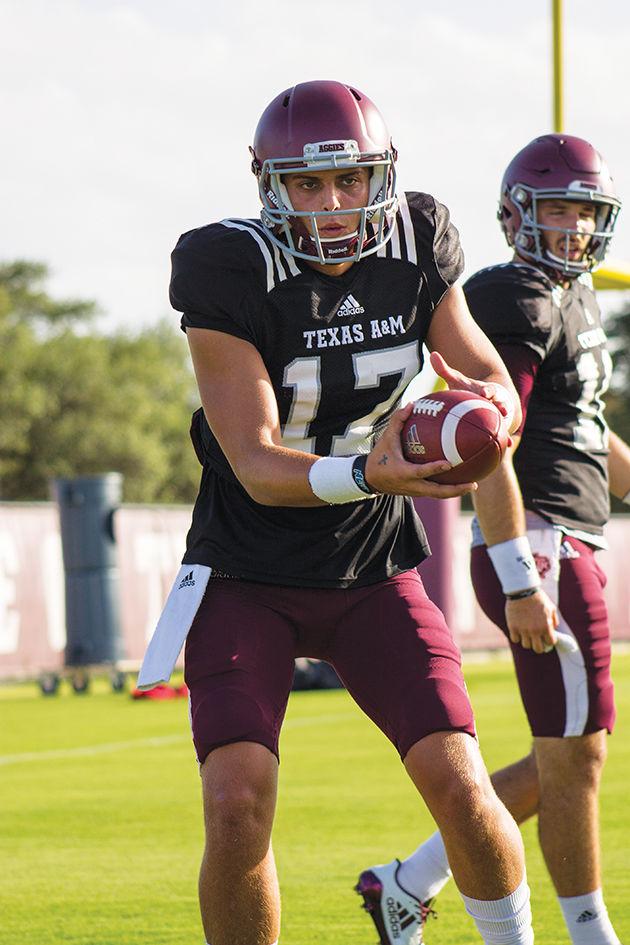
[{"left": 292, "top": 218, "right": 362, "bottom": 261}]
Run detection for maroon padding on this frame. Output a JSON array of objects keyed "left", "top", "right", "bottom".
[{"left": 495, "top": 342, "right": 540, "bottom": 436}]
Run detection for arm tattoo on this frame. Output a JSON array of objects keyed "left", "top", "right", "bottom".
[{"left": 378, "top": 454, "right": 389, "bottom": 466}]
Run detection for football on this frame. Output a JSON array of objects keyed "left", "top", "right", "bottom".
[{"left": 401, "top": 389, "right": 509, "bottom": 484}]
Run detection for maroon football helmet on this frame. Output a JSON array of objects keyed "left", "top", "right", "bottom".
[
  {"left": 250, "top": 80, "right": 398, "bottom": 263},
  {"left": 498, "top": 134, "right": 621, "bottom": 275}
]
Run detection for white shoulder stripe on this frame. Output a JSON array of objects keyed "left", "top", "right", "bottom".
[
  {"left": 220, "top": 218, "right": 301, "bottom": 288},
  {"left": 389, "top": 216, "right": 401, "bottom": 259},
  {"left": 219, "top": 218, "right": 275, "bottom": 292},
  {"left": 397, "top": 193, "right": 417, "bottom": 265},
  {"left": 248, "top": 220, "right": 300, "bottom": 282},
  {"left": 271, "top": 242, "right": 289, "bottom": 282},
  {"left": 278, "top": 242, "right": 301, "bottom": 277}
]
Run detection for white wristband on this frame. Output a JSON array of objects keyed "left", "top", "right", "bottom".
[
  {"left": 308, "top": 456, "right": 376, "bottom": 504},
  {"left": 487, "top": 536, "right": 541, "bottom": 596},
  {"left": 623, "top": 489, "right": 630, "bottom": 506},
  {"left": 490, "top": 382, "right": 516, "bottom": 432}
]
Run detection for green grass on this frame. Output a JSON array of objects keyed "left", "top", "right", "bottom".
[{"left": 1, "top": 653, "right": 629, "bottom": 945}]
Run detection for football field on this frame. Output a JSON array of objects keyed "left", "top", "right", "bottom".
[{"left": 1, "top": 652, "right": 629, "bottom": 945}]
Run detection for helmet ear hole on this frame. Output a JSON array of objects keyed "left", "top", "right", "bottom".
[{"left": 249, "top": 146, "right": 261, "bottom": 177}]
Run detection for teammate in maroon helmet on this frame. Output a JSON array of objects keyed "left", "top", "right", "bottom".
[
  {"left": 360, "top": 133, "right": 630, "bottom": 945},
  {"left": 138, "top": 80, "right": 537, "bottom": 945}
]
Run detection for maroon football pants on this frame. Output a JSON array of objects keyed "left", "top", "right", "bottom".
[
  {"left": 471, "top": 537, "right": 615, "bottom": 738},
  {"left": 184, "top": 570, "right": 476, "bottom": 763}
]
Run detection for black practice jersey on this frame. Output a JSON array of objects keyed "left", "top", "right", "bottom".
[
  {"left": 464, "top": 262, "right": 611, "bottom": 537},
  {"left": 171, "top": 192, "right": 464, "bottom": 587}
]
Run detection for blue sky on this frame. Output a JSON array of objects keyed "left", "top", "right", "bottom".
[{"left": 2, "top": 0, "right": 630, "bottom": 330}]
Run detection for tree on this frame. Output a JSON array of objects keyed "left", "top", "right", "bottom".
[
  {"left": 0, "top": 260, "right": 97, "bottom": 326},
  {"left": 604, "top": 302, "right": 630, "bottom": 514},
  {"left": 0, "top": 261, "right": 201, "bottom": 502},
  {"left": 605, "top": 303, "right": 630, "bottom": 440}
]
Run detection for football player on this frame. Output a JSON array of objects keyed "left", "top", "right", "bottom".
[
  {"left": 357, "top": 134, "right": 630, "bottom": 945},
  {"left": 138, "top": 80, "right": 537, "bottom": 945}
]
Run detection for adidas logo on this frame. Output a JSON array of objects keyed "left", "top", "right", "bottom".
[
  {"left": 576, "top": 909, "right": 598, "bottom": 923},
  {"left": 178, "top": 570, "right": 196, "bottom": 589},
  {"left": 386, "top": 897, "right": 416, "bottom": 937},
  {"left": 404, "top": 423, "right": 426, "bottom": 456},
  {"left": 336, "top": 293, "right": 365, "bottom": 316}
]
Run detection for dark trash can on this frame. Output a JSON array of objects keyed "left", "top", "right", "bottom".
[{"left": 51, "top": 474, "right": 124, "bottom": 671}]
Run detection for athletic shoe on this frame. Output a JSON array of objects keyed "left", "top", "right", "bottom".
[{"left": 355, "top": 859, "right": 436, "bottom": 945}]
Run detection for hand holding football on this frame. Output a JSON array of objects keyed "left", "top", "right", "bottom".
[{"left": 401, "top": 390, "right": 509, "bottom": 484}]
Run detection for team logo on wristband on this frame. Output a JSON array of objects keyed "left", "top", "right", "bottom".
[{"left": 533, "top": 553, "right": 551, "bottom": 578}]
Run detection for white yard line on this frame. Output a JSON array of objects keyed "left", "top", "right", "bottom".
[
  {"left": 0, "top": 711, "right": 355, "bottom": 766},
  {"left": 0, "top": 733, "right": 189, "bottom": 766}
]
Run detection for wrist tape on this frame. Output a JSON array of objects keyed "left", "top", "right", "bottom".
[
  {"left": 308, "top": 455, "right": 377, "bottom": 504},
  {"left": 487, "top": 535, "right": 541, "bottom": 596}
]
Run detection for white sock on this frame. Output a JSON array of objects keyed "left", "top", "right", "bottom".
[
  {"left": 558, "top": 889, "right": 621, "bottom": 945},
  {"left": 461, "top": 876, "right": 534, "bottom": 944},
  {"left": 398, "top": 831, "right": 452, "bottom": 901}
]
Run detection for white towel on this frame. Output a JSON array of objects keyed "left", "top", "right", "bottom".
[{"left": 136, "top": 564, "right": 211, "bottom": 690}]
